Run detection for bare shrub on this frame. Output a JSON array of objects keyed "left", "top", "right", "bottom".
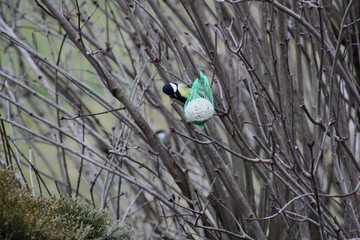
[{"left": 1, "top": 0, "right": 359, "bottom": 239}]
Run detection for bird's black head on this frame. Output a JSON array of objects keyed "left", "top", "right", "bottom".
[{"left": 162, "top": 83, "right": 178, "bottom": 97}]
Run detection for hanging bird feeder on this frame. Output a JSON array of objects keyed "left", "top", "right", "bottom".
[{"left": 184, "top": 72, "right": 214, "bottom": 128}]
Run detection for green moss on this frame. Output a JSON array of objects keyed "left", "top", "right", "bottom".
[{"left": 0, "top": 168, "right": 141, "bottom": 240}]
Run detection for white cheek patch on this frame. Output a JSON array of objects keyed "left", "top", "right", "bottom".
[
  {"left": 157, "top": 132, "right": 166, "bottom": 139},
  {"left": 170, "top": 83, "right": 178, "bottom": 93}
]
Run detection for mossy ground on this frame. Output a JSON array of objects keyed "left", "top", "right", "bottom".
[{"left": 0, "top": 167, "right": 141, "bottom": 240}]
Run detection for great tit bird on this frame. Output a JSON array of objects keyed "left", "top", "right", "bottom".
[
  {"left": 155, "top": 130, "right": 170, "bottom": 147},
  {"left": 162, "top": 83, "right": 191, "bottom": 105}
]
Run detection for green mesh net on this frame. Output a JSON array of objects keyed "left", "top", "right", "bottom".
[{"left": 184, "top": 72, "right": 214, "bottom": 128}]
